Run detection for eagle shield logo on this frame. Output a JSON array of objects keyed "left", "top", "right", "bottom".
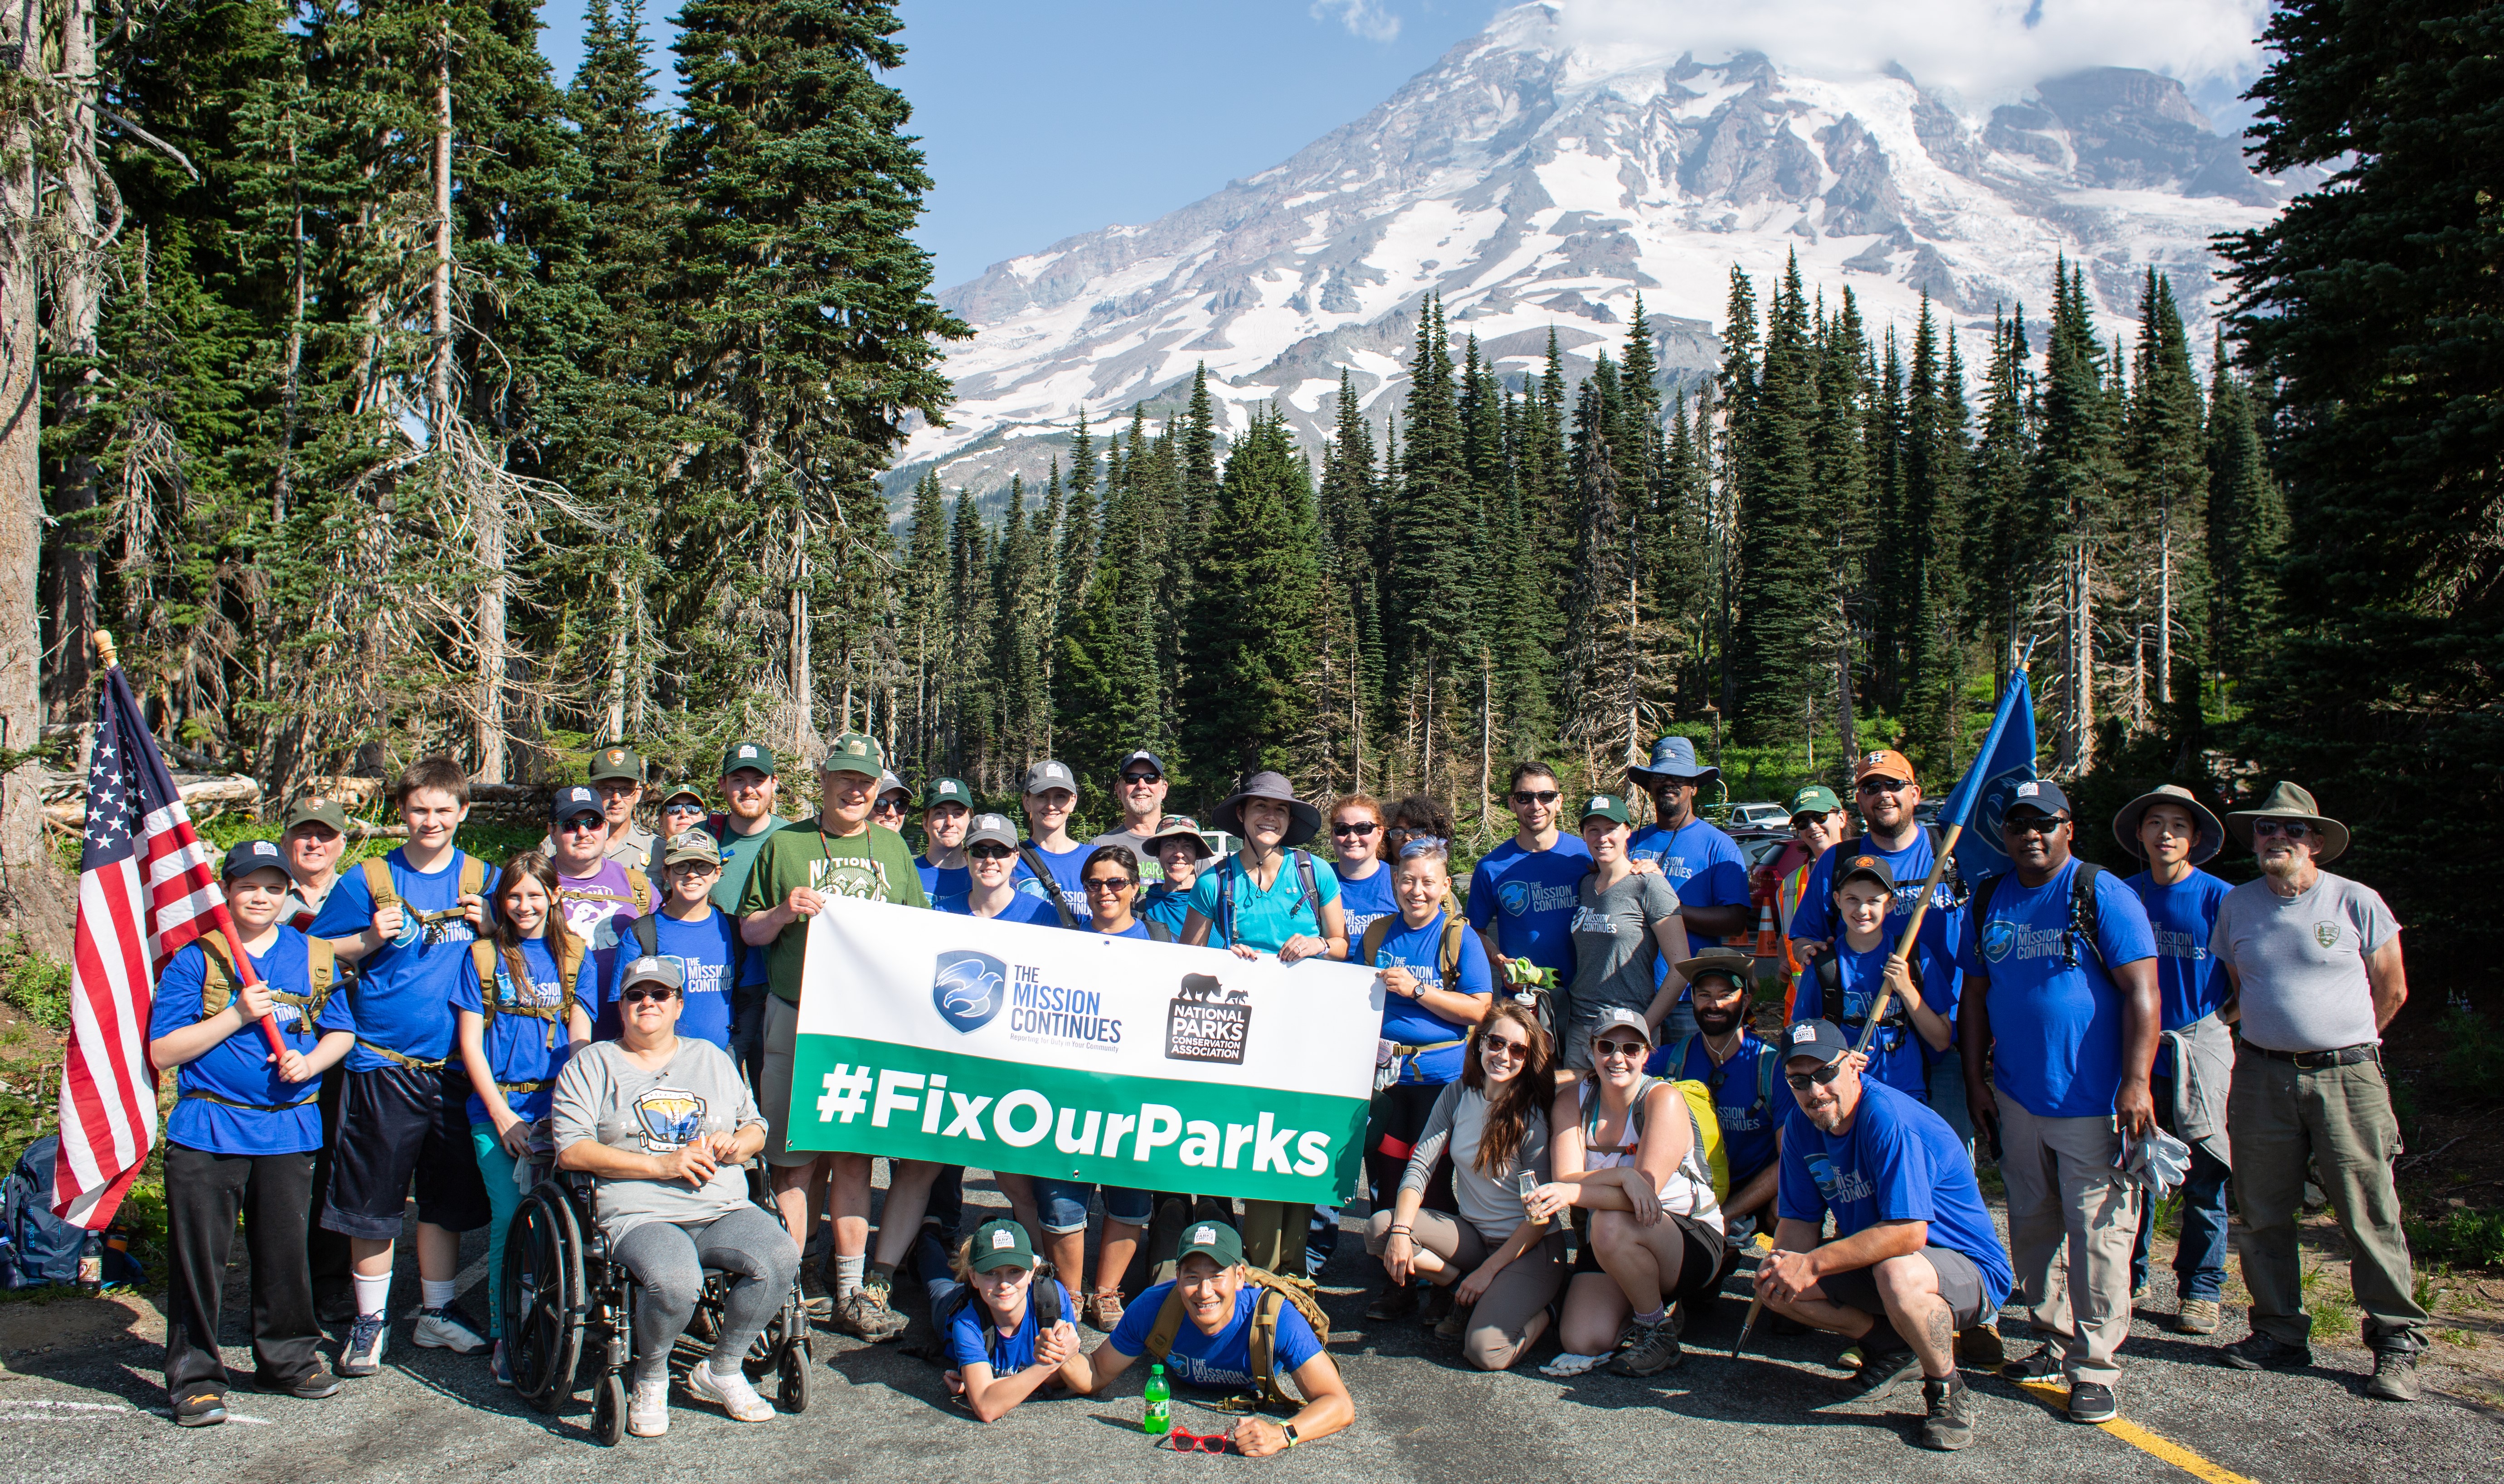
[{"left": 933, "top": 950, "right": 1008, "bottom": 1033}]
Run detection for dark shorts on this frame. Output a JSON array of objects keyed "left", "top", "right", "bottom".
[
  {"left": 1819, "top": 1245, "right": 1987, "bottom": 1331},
  {"left": 319, "top": 1064, "right": 491, "bottom": 1241},
  {"left": 1574, "top": 1209, "right": 1727, "bottom": 1305}
]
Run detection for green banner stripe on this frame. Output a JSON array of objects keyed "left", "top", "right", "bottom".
[{"left": 788, "top": 1034, "right": 1367, "bottom": 1204}]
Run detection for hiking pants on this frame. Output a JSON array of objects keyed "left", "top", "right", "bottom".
[
  {"left": 1998, "top": 1098, "right": 2138, "bottom": 1384},
  {"left": 1364, "top": 1208, "right": 1565, "bottom": 1370}
]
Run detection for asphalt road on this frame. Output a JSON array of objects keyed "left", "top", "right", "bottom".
[{"left": 3, "top": 1183, "right": 2499, "bottom": 1484}]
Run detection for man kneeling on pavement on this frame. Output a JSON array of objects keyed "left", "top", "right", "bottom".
[{"left": 1754, "top": 1020, "right": 2014, "bottom": 1452}]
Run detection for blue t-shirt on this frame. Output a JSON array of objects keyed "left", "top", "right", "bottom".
[
  {"left": 1778, "top": 1078, "right": 2014, "bottom": 1312},
  {"left": 1649, "top": 1029, "right": 1782, "bottom": 1185},
  {"left": 934, "top": 891, "right": 1070, "bottom": 929},
  {"left": 1626, "top": 817, "right": 1748, "bottom": 948},
  {"left": 2126, "top": 868, "right": 2233, "bottom": 1079},
  {"left": 1141, "top": 884, "right": 1195, "bottom": 939},
  {"left": 150, "top": 932, "right": 326, "bottom": 1157},
  {"left": 1787, "top": 834, "right": 1966, "bottom": 1017},
  {"left": 1466, "top": 835, "right": 1593, "bottom": 978},
  {"left": 1334, "top": 862, "right": 1397, "bottom": 941},
  {"left": 1367, "top": 911, "right": 1494, "bottom": 1084},
  {"left": 917, "top": 853, "right": 970, "bottom": 904},
  {"left": 1012, "top": 840, "right": 1093, "bottom": 921},
  {"left": 452, "top": 936, "right": 589, "bottom": 1122},
  {"left": 1186, "top": 853, "right": 1343, "bottom": 955},
  {"left": 1955, "top": 860, "right": 2159, "bottom": 1119},
  {"left": 945, "top": 1278, "right": 1076, "bottom": 1375},
  {"left": 311, "top": 849, "right": 484, "bottom": 1072},
  {"left": 1097, "top": 919, "right": 1156, "bottom": 941},
  {"left": 1789, "top": 938, "right": 1952, "bottom": 1103},
  {"left": 592, "top": 909, "right": 763, "bottom": 1050},
  {"left": 1109, "top": 1280, "right": 1326, "bottom": 1390}
]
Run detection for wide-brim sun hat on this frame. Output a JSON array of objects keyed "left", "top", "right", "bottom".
[
  {"left": 1211, "top": 771, "right": 1321, "bottom": 847},
  {"left": 1626, "top": 734, "right": 1721, "bottom": 790},
  {"left": 1145, "top": 815, "right": 1215, "bottom": 861},
  {"left": 2225, "top": 780, "right": 2349, "bottom": 864},
  {"left": 1674, "top": 946, "right": 1755, "bottom": 987},
  {"left": 2112, "top": 783, "right": 2225, "bottom": 865}
]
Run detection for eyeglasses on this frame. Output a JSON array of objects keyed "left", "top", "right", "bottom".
[
  {"left": 1594, "top": 1038, "right": 1648, "bottom": 1060},
  {"left": 1084, "top": 877, "right": 1134, "bottom": 893},
  {"left": 1481, "top": 1035, "right": 1529, "bottom": 1059},
  {"left": 1784, "top": 1062, "right": 1846, "bottom": 1092},
  {"left": 1331, "top": 821, "right": 1377, "bottom": 838},
  {"left": 2001, "top": 815, "right": 2069, "bottom": 836},
  {"left": 663, "top": 801, "right": 706, "bottom": 815},
  {"left": 1511, "top": 790, "right": 1561, "bottom": 805},
  {"left": 968, "top": 844, "right": 1015, "bottom": 861},
  {"left": 620, "top": 986, "right": 681, "bottom": 1006},
  {"left": 1857, "top": 778, "right": 1909, "bottom": 795},
  {"left": 1167, "top": 1426, "right": 1229, "bottom": 1455},
  {"left": 2250, "top": 820, "right": 2315, "bottom": 840},
  {"left": 1122, "top": 771, "right": 1162, "bottom": 786}
]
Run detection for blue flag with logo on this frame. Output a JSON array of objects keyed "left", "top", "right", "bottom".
[{"left": 1938, "top": 669, "right": 2038, "bottom": 887}]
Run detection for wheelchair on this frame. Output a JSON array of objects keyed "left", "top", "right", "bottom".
[{"left": 500, "top": 1168, "right": 813, "bottom": 1445}]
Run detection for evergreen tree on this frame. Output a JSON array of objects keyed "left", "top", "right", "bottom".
[
  {"left": 1182, "top": 408, "right": 1318, "bottom": 776},
  {"left": 2203, "top": 340, "right": 2285, "bottom": 691},
  {"left": 1732, "top": 255, "right": 1825, "bottom": 742}
]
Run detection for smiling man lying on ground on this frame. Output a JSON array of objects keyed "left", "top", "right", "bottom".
[{"left": 1073, "top": 1222, "right": 1353, "bottom": 1456}]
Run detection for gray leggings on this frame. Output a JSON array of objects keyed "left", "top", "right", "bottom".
[{"left": 610, "top": 1204, "right": 799, "bottom": 1383}]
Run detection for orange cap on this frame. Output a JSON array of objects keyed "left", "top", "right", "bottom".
[{"left": 1853, "top": 749, "right": 1916, "bottom": 785}]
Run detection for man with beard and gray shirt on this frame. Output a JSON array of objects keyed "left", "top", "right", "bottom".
[{"left": 2211, "top": 782, "right": 2426, "bottom": 1402}]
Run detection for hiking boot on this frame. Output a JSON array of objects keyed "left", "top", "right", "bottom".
[
  {"left": 1085, "top": 1289, "right": 1127, "bottom": 1332},
  {"left": 2367, "top": 1349, "right": 2421, "bottom": 1403},
  {"left": 1955, "top": 1319, "right": 2006, "bottom": 1368},
  {"left": 799, "top": 1268, "right": 834, "bottom": 1320},
  {"left": 1435, "top": 1302, "right": 1471, "bottom": 1341},
  {"left": 2067, "top": 1380, "right": 2117, "bottom": 1424},
  {"left": 1831, "top": 1345, "right": 1919, "bottom": 1399},
  {"left": 339, "top": 1313, "right": 389, "bottom": 1377},
  {"left": 2220, "top": 1332, "right": 2311, "bottom": 1372},
  {"left": 413, "top": 1302, "right": 488, "bottom": 1355},
  {"left": 171, "top": 1388, "right": 228, "bottom": 1427},
  {"left": 2000, "top": 1344, "right": 2064, "bottom": 1383},
  {"left": 1917, "top": 1373, "right": 1976, "bottom": 1451},
  {"left": 2175, "top": 1300, "right": 2222, "bottom": 1336},
  {"left": 259, "top": 1366, "right": 342, "bottom": 1400},
  {"left": 627, "top": 1374, "right": 670, "bottom": 1437},
  {"left": 1365, "top": 1282, "right": 1418, "bottom": 1322},
  {"left": 686, "top": 1359, "right": 775, "bottom": 1421},
  {"left": 1613, "top": 1319, "right": 1684, "bottom": 1377},
  {"left": 834, "top": 1281, "right": 907, "bottom": 1341}
]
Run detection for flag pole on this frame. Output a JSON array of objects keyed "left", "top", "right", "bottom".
[
  {"left": 1852, "top": 635, "right": 2038, "bottom": 1057},
  {"left": 92, "top": 630, "right": 290, "bottom": 1062}
]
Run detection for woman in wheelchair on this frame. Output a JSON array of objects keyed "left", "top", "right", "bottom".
[
  {"left": 938, "top": 1218, "right": 1091, "bottom": 1421},
  {"left": 550, "top": 953, "right": 798, "bottom": 1437}
]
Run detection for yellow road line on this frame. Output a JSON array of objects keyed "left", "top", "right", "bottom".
[{"left": 2014, "top": 1379, "right": 2259, "bottom": 1484}]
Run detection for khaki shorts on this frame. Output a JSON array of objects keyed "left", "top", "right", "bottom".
[{"left": 759, "top": 993, "right": 819, "bottom": 1169}]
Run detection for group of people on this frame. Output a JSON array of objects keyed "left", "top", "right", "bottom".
[{"left": 145, "top": 727, "right": 2431, "bottom": 1454}]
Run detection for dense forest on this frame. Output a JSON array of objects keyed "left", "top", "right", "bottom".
[{"left": 0, "top": 0, "right": 2490, "bottom": 958}]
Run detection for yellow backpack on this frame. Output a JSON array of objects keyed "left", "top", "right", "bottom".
[
  {"left": 197, "top": 935, "right": 336, "bottom": 1027},
  {"left": 1667, "top": 1077, "right": 1732, "bottom": 1204},
  {"left": 468, "top": 935, "right": 589, "bottom": 1051},
  {"left": 360, "top": 854, "right": 490, "bottom": 933}
]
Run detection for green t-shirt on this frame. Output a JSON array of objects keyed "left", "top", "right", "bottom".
[{"left": 737, "top": 815, "right": 929, "bottom": 1002}]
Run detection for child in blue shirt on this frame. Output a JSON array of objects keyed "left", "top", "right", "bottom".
[
  {"left": 150, "top": 839, "right": 356, "bottom": 1424},
  {"left": 595, "top": 829, "right": 765, "bottom": 1047},
  {"left": 1790, "top": 855, "right": 1955, "bottom": 1103},
  {"left": 938, "top": 1220, "right": 1089, "bottom": 1422}
]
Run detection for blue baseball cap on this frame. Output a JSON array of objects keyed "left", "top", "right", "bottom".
[
  {"left": 221, "top": 839, "right": 289, "bottom": 882},
  {"left": 2003, "top": 778, "right": 2074, "bottom": 821},
  {"left": 549, "top": 784, "right": 604, "bottom": 825}
]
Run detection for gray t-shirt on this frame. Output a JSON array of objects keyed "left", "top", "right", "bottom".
[
  {"left": 551, "top": 1036, "right": 766, "bottom": 1240},
  {"left": 1567, "top": 870, "right": 1683, "bottom": 1023},
  {"left": 1401, "top": 1082, "right": 1552, "bottom": 1242},
  {"left": 1086, "top": 823, "right": 1168, "bottom": 884},
  {"left": 2209, "top": 871, "right": 2398, "bottom": 1053}
]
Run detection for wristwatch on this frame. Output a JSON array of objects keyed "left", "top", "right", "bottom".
[{"left": 1281, "top": 1422, "right": 1301, "bottom": 1449}]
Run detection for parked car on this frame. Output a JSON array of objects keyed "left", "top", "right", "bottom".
[{"left": 1726, "top": 801, "right": 1792, "bottom": 830}]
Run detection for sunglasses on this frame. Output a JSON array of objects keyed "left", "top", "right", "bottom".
[
  {"left": 1167, "top": 1426, "right": 1229, "bottom": 1455},
  {"left": 664, "top": 800, "right": 706, "bottom": 815},
  {"left": 620, "top": 986, "right": 681, "bottom": 1006},
  {"left": 1511, "top": 790, "right": 1561, "bottom": 805},
  {"left": 1784, "top": 1062, "right": 1846, "bottom": 1092},
  {"left": 1481, "top": 1035, "right": 1530, "bottom": 1059},
  {"left": 2002, "top": 815, "right": 2070, "bottom": 836},
  {"left": 1594, "top": 1038, "right": 1649, "bottom": 1060},
  {"left": 1793, "top": 813, "right": 1840, "bottom": 830},
  {"left": 872, "top": 797, "right": 907, "bottom": 812},
  {"left": 1331, "top": 820, "right": 1377, "bottom": 838},
  {"left": 968, "top": 844, "right": 1015, "bottom": 861},
  {"left": 2250, "top": 820, "right": 2315, "bottom": 840},
  {"left": 1122, "top": 771, "right": 1162, "bottom": 786},
  {"left": 1857, "top": 778, "right": 1909, "bottom": 795},
  {"left": 1084, "top": 877, "right": 1134, "bottom": 893},
  {"left": 558, "top": 817, "right": 604, "bottom": 834}
]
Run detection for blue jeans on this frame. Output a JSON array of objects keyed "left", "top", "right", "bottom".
[
  {"left": 1031, "top": 1178, "right": 1151, "bottom": 1236},
  {"left": 2132, "top": 1077, "right": 2232, "bottom": 1302},
  {"left": 469, "top": 1126, "right": 530, "bottom": 1339}
]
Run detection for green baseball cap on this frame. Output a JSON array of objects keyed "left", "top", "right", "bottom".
[
  {"left": 924, "top": 777, "right": 975, "bottom": 810},
  {"left": 588, "top": 745, "right": 643, "bottom": 784},
  {"left": 968, "top": 1218, "right": 1036, "bottom": 1273},
  {"left": 1580, "top": 793, "right": 1633, "bottom": 828},
  {"left": 282, "top": 798, "right": 351, "bottom": 834},
  {"left": 820, "top": 732, "right": 885, "bottom": 779},
  {"left": 1176, "top": 1218, "right": 1245, "bottom": 1270},
  {"left": 1787, "top": 784, "right": 1843, "bottom": 819},
  {"left": 720, "top": 740, "right": 776, "bottom": 778}
]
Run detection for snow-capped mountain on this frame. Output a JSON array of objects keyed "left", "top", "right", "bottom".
[{"left": 891, "top": 0, "right": 2291, "bottom": 504}]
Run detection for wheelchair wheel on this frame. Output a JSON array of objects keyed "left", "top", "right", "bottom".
[
  {"left": 778, "top": 1330, "right": 812, "bottom": 1414},
  {"left": 504, "top": 1185, "right": 586, "bottom": 1413},
  {"left": 591, "top": 1372, "right": 626, "bottom": 1447}
]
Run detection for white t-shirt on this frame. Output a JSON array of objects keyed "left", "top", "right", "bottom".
[{"left": 2210, "top": 871, "right": 2397, "bottom": 1052}]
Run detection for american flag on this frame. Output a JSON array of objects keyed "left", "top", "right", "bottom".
[{"left": 52, "top": 665, "right": 229, "bottom": 1227}]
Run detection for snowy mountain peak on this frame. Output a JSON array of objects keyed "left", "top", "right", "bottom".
[{"left": 894, "top": 2, "right": 2290, "bottom": 504}]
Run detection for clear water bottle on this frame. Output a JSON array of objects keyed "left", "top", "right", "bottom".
[{"left": 1142, "top": 1362, "right": 1170, "bottom": 1435}]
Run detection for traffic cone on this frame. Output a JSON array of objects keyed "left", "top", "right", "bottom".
[{"left": 1754, "top": 899, "right": 1778, "bottom": 958}]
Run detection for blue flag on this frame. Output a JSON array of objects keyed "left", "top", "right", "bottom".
[{"left": 1939, "top": 669, "right": 2038, "bottom": 887}]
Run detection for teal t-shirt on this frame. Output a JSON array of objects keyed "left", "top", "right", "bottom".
[
  {"left": 709, "top": 814, "right": 788, "bottom": 915},
  {"left": 1185, "top": 852, "right": 1342, "bottom": 954}
]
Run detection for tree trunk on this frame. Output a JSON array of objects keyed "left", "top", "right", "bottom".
[
  {"left": 789, "top": 519, "right": 813, "bottom": 742},
  {"left": 1834, "top": 587, "right": 1855, "bottom": 777},
  {"left": 1477, "top": 652, "right": 1492, "bottom": 847},
  {"left": 44, "top": 0, "right": 101, "bottom": 721},
  {"left": 2155, "top": 494, "right": 2172, "bottom": 710}
]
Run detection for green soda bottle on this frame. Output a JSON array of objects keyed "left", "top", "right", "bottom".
[{"left": 1143, "top": 1363, "right": 1171, "bottom": 1435}]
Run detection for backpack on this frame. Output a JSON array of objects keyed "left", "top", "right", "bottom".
[
  {"left": 1920, "top": 823, "right": 1974, "bottom": 908},
  {"left": 931, "top": 1275, "right": 1064, "bottom": 1359},
  {"left": 1, "top": 1137, "right": 92, "bottom": 1289},
  {"left": 1359, "top": 913, "right": 1473, "bottom": 1079},
  {"left": 1140, "top": 919, "right": 1174, "bottom": 944},
  {"left": 626, "top": 910, "right": 751, "bottom": 996},
  {"left": 1142, "top": 1266, "right": 1332, "bottom": 1408},
  {"left": 1808, "top": 948, "right": 1912, "bottom": 1033},
  {"left": 470, "top": 935, "right": 588, "bottom": 1052},
  {"left": 1975, "top": 861, "right": 2107, "bottom": 974},
  {"left": 196, "top": 934, "right": 337, "bottom": 1027},
  {"left": 1579, "top": 1075, "right": 1731, "bottom": 1207},
  {"left": 1216, "top": 851, "right": 1323, "bottom": 951},
  {"left": 360, "top": 854, "right": 492, "bottom": 933}
]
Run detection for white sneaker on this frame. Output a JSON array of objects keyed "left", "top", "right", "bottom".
[
  {"left": 685, "top": 1361, "right": 774, "bottom": 1422},
  {"left": 412, "top": 1304, "right": 489, "bottom": 1355},
  {"left": 627, "top": 1376, "right": 670, "bottom": 1437}
]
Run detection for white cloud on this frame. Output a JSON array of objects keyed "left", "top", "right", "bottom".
[
  {"left": 1548, "top": 0, "right": 2271, "bottom": 103},
  {"left": 1314, "top": 0, "right": 1404, "bottom": 44}
]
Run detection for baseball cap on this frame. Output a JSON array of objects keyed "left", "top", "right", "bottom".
[
  {"left": 720, "top": 741, "right": 777, "bottom": 778},
  {"left": 1853, "top": 750, "right": 1916, "bottom": 786},
  {"left": 1580, "top": 793, "right": 1632, "bottom": 828},
  {"left": 282, "top": 798, "right": 351, "bottom": 834},
  {"left": 549, "top": 784, "right": 604, "bottom": 825},
  {"left": 1117, "top": 749, "right": 1167, "bottom": 777},
  {"left": 588, "top": 745, "right": 643, "bottom": 784},
  {"left": 924, "top": 777, "right": 976, "bottom": 810},
  {"left": 1022, "top": 759, "right": 1079, "bottom": 798},
  {"left": 659, "top": 782, "right": 706, "bottom": 808},
  {"left": 1786, "top": 784, "right": 1842, "bottom": 820},
  {"left": 221, "top": 839, "right": 289, "bottom": 882},
  {"left": 1784, "top": 1018, "right": 1852, "bottom": 1067},
  {"left": 876, "top": 770, "right": 916, "bottom": 804},
  {"left": 662, "top": 828, "right": 722, "bottom": 868},
  {"left": 821, "top": 732, "right": 885, "bottom": 779},
  {"left": 2005, "top": 778, "right": 2073, "bottom": 820},
  {"left": 1587, "top": 1006, "right": 1653, "bottom": 1047},
  {"left": 968, "top": 1218, "right": 1036, "bottom": 1274},
  {"left": 1834, "top": 853, "right": 1897, "bottom": 895},
  {"left": 963, "top": 813, "right": 1021, "bottom": 852},
  {"left": 1177, "top": 1220, "right": 1245, "bottom": 1270},
  {"left": 617, "top": 955, "right": 686, "bottom": 993}
]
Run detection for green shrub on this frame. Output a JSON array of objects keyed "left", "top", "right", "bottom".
[
  {"left": 2433, "top": 1009, "right": 2504, "bottom": 1107},
  {"left": 2409, "top": 1208, "right": 2504, "bottom": 1269},
  {"left": 0, "top": 936, "right": 72, "bottom": 1031}
]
